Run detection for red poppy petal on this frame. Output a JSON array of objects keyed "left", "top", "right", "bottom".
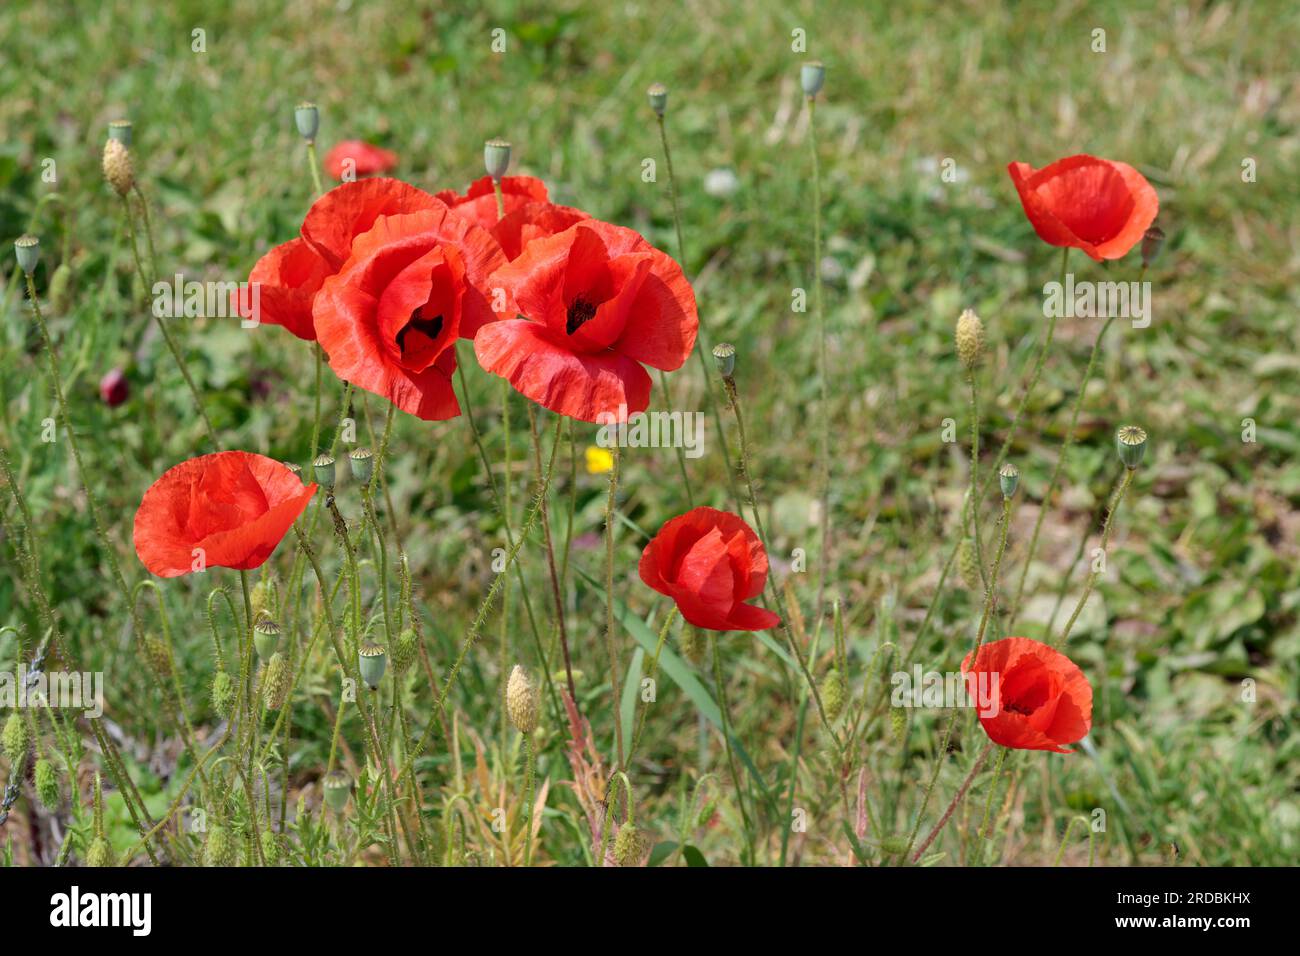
[
  {"left": 474, "top": 320, "right": 651, "bottom": 422},
  {"left": 323, "top": 140, "right": 398, "bottom": 180},
  {"left": 613, "top": 258, "right": 698, "bottom": 371},
  {"left": 235, "top": 238, "right": 332, "bottom": 341},
  {"left": 725, "top": 602, "right": 782, "bottom": 631},
  {"left": 301, "top": 178, "right": 443, "bottom": 271}
]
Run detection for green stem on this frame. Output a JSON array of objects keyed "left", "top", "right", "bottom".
[
  {"left": 604, "top": 441, "right": 625, "bottom": 768},
  {"left": 808, "top": 95, "right": 831, "bottom": 624},
  {"left": 627, "top": 606, "right": 678, "bottom": 765},
  {"left": 1053, "top": 468, "right": 1135, "bottom": 647},
  {"left": 710, "top": 634, "right": 754, "bottom": 865},
  {"left": 306, "top": 141, "right": 325, "bottom": 197},
  {"left": 911, "top": 742, "right": 993, "bottom": 863}
]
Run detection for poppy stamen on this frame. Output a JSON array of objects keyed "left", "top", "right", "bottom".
[
  {"left": 396, "top": 306, "right": 444, "bottom": 353},
  {"left": 565, "top": 298, "right": 598, "bottom": 335}
]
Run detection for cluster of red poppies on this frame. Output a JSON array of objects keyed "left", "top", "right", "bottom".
[{"left": 131, "top": 148, "right": 1159, "bottom": 757}]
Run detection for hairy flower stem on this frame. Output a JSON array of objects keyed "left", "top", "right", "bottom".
[
  {"left": 604, "top": 441, "right": 625, "bottom": 768},
  {"left": 500, "top": 381, "right": 513, "bottom": 742},
  {"left": 654, "top": 112, "right": 743, "bottom": 514},
  {"left": 132, "top": 183, "right": 159, "bottom": 278},
  {"left": 911, "top": 741, "right": 993, "bottom": 863},
  {"left": 975, "top": 745, "right": 1009, "bottom": 856},
  {"left": 1053, "top": 467, "right": 1135, "bottom": 648},
  {"left": 710, "top": 634, "right": 755, "bottom": 864},
  {"left": 808, "top": 96, "right": 832, "bottom": 625},
  {"left": 967, "top": 371, "right": 988, "bottom": 587},
  {"left": 522, "top": 735, "right": 536, "bottom": 866},
  {"left": 237, "top": 569, "right": 268, "bottom": 865},
  {"left": 970, "top": 496, "right": 1012, "bottom": 664},
  {"left": 627, "top": 606, "right": 678, "bottom": 765},
  {"left": 527, "top": 405, "right": 578, "bottom": 706},
  {"left": 305, "top": 141, "right": 325, "bottom": 197}
]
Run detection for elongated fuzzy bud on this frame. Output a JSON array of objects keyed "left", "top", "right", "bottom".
[
  {"left": 955, "top": 308, "right": 985, "bottom": 371},
  {"left": 506, "top": 664, "right": 539, "bottom": 735},
  {"left": 679, "top": 627, "right": 706, "bottom": 665},
  {"left": 87, "top": 837, "right": 114, "bottom": 867},
  {"left": 613, "top": 822, "right": 648, "bottom": 866},
  {"left": 145, "top": 633, "right": 172, "bottom": 678},
  {"left": 392, "top": 628, "right": 417, "bottom": 675},
  {"left": 3, "top": 712, "right": 28, "bottom": 764},
  {"left": 959, "top": 537, "right": 981, "bottom": 591},
  {"left": 204, "top": 824, "right": 236, "bottom": 867},
  {"left": 262, "top": 652, "right": 290, "bottom": 710},
  {"left": 889, "top": 706, "right": 907, "bottom": 742},
  {"left": 211, "top": 668, "right": 234, "bottom": 718},
  {"left": 14, "top": 235, "right": 40, "bottom": 275},
  {"left": 820, "top": 668, "right": 846, "bottom": 722},
  {"left": 250, "top": 578, "right": 273, "bottom": 623},
  {"left": 261, "top": 828, "right": 280, "bottom": 865},
  {"left": 102, "top": 138, "right": 135, "bottom": 196},
  {"left": 35, "top": 757, "right": 60, "bottom": 808}
]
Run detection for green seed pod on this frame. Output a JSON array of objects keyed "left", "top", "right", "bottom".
[
  {"left": 348, "top": 447, "right": 374, "bottom": 485},
  {"left": 880, "top": 835, "right": 910, "bottom": 856},
  {"left": 107, "top": 119, "right": 133, "bottom": 146},
  {"left": 204, "top": 824, "right": 237, "bottom": 867},
  {"left": 506, "top": 665, "right": 539, "bottom": 735},
  {"left": 262, "top": 652, "right": 290, "bottom": 711},
  {"left": 211, "top": 668, "right": 235, "bottom": 718},
  {"left": 800, "top": 60, "right": 826, "bottom": 98},
  {"left": 35, "top": 758, "right": 60, "bottom": 809},
  {"left": 358, "top": 642, "right": 387, "bottom": 690},
  {"left": 646, "top": 82, "right": 668, "bottom": 116},
  {"left": 86, "top": 836, "right": 115, "bottom": 868},
  {"left": 820, "top": 668, "right": 846, "bottom": 722},
  {"left": 294, "top": 102, "right": 320, "bottom": 141},
  {"left": 253, "top": 617, "right": 281, "bottom": 660},
  {"left": 959, "top": 538, "right": 981, "bottom": 591},
  {"left": 260, "top": 829, "right": 280, "bottom": 865},
  {"left": 144, "top": 633, "right": 172, "bottom": 679},
  {"left": 312, "top": 453, "right": 336, "bottom": 490},
  {"left": 711, "top": 342, "right": 736, "bottom": 378},
  {"left": 1116, "top": 425, "right": 1148, "bottom": 470},
  {"left": 391, "top": 628, "right": 417, "bottom": 675},
  {"left": 3, "top": 712, "right": 28, "bottom": 765},
  {"left": 998, "top": 462, "right": 1020, "bottom": 499},
  {"left": 323, "top": 770, "right": 351, "bottom": 812},
  {"left": 13, "top": 235, "right": 40, "bottom": 276},
  {"left": 955, "top": 308, "right": 985, "bottom": 371},
  {"left": 1141, "top": 226, "right": 1165, "bottom": 268},
  {"left": 613, "top": 822, "right": 648, "bottom": 867},
  {"left": 678, "top": 627, "right": 706, "bottom": 665},
  {"left": 483, "top": 138, "right": 511, "bottom": 180}
]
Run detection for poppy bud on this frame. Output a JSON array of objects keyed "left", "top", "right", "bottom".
[
  {"left": 678, "top": 627, "right": 706, "bottom": 665},
  {"left": 889, "top": 706, "right": 907, "bottom": 742},
  {"left": 358, "top": 641, "right": 387, "bottom": 689},
  {"left": 505, "top": 664, "right": 539, "bottom": 735},
  {"left": 646, "top": 82, "right": 669, "bottom": 116},
  {"left": 211, "top": 668, "right": 234, "bottom": 718},
  {"left": 998, "top": 462, "right": 1020, "bottom": 499},
  {"left": 253, "top": 617, "right": 281, "bottom": 660},
  {"left": 613, "top": 822, "right": 648, "bottom": 867},
  {"left": 820, "top": 668, "right": 846, "bottom": 722},
  {"left": 102, "top": 138, "right": 135, "bottom": 196},
  {"left": 282, "top": 460, "right": 303, "bottom": 477},
  {"left": 800, "top": 60, "right": 826, "bottom": 98},
  {"left": 392, "top": 627, "right": 417, "bottom": 675},
  {"left": 49, "top": 262, "right": 72, "bottom": 312},
  {"left": 483, "top": 138, "right": 511, "bottom": 181},
  {"left": 145, "top": 634, "right": 172, "bottom": 678},
  {"left": 262, "top": 652, "right": 290, "bottom": 710},
  {"left": 261, "top": 828, "right": 280, "bottom": 865},
  {"left": 955, "top": 308, "right": 985, "bottom": 371},
  {"left": 13, "top": 235, "right": 40, "bottom": 276},
  {"left": 2, "top": 713, "right": 27, "bottom": 765},
  {"left": 294, "top": 102, "right": 320, "bottom": 141},
  {"left": 1116, "top": 425, "right": 1147, "bottom": 469},
  {"left": 86, "top": 837, "right": 115, "bottom": 868},
  {"left": 204, "top": 824, "right": 236, "bottom": 867},
  {"left": 348, "top": 446, "right": 374, "bottom": 484},
  {"left": 712, "top": 342, "right": 736, "bottom": 378},
  {"left": 1141, "top": 226, "right": 1165, "bottom": 268},
  {"left": 959, "top": 537, "right": 981, "bottom": 591},
  {"left": 99, "top": 368, "right": 129, "bottom": 407},
  {"left": 313, "top": 453, "right": 336, "bottom": 490},
  {"left": 323, "top": 770, "right": 351, "bottom": 812},
  {"left": 107, "top": 119, "right": 133, "bottom": 146},
  {"left": 250, "top": 578, "right": 274, "bottom": 622},
  {"left": 880, "top": 835, "right": 911, "bottom": 856},
  {"left": 35, "top": 757, "right": 60, "bottom": 809}
]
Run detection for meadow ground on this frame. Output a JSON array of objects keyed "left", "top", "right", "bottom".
[{"left": 0, "top": 0, "right": 1298, "bottom": 866}]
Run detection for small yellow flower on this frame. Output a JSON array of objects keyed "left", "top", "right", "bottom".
[{"left": 585, "top": 446, "right": 614, "bottom": 474}]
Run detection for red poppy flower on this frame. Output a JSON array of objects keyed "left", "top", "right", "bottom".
[
  {"left": 474, "top": 219, "right": 697, "bottom": 422},
  {"left": 638, "top": 507, "right": 780, "bottom": 632},
  {"left": 235, "top": 178, "right": 446, "bottom": 342},
  {"left": 323, "top": 140, "right": 398, "bottom": 181},
  {"left": 134, "top": 452, "right": 317, "bottom": 578},
  {"left": 490, "top": 201, "right": 590, "bottom": 261},
  {"left": 1007, "top": 155, "right": 1158, "bottom": 261},
  {"left": 961, "top": 637, "right": 1093, "bottom": 754},
  {"left": 436, "top": 175, "right": 549, "bottom": 230},
  {"left": 312, "top": 201, "right": 507, "bottom": 420}
]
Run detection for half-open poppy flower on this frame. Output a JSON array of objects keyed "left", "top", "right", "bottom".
[
  {"left": 1007, "top": 155, "right": 1158, "bottom": 261},
  {"left": 475, "top": 219, "right": 697, "bottom": 422},
  {"left": 961, "top": 637, "right": 1092, "bottom": 753},
  {"left": 324, "top": 140, "right": 398, "bottom": 181},
  {"left": 134, "top": 452, "right": 316, "bottom": 578},
  {"left": 235, "top": 178, "right": 447, "bottom": 342},
  {"left": 489, "top": 200, "right": 590, "bottom": 261},
  {"left": 312, "top": 202, "right": 507, "bottom": 420},
  {"left": 436, "top": 175, "right": 549, "bottom": 230},
  {"left": 639, "top": 507, "right": 780, "bottom": 631}
]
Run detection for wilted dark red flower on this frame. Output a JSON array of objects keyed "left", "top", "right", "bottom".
[
  {"left": 323, "top": 140, "right": 398, "bottom": 181},
  {"left": 99, "top": 368, "right": 129, "bottom": 407},
  {"left": 475, "top": 219, "right": 697, "bottom": 422},
  {"left": 1007, "top": 155, "right": 1158, "bottom": 261},
  {"left": 961, "top": 637, "right": 1093, "bottom": 753},
  {"left": 638, "top": 507, "right": 780, "bottom": 632},
  {"left": 235, "top": 178, "right": 445, "bottom": 342},
  {"left": 312, "top": 200, "right": 507, "bottom": 420},
  {"left": 435, "top": 175, "right": 549, "bottom": 230},
  {"left": 133, "top": 452, "right": 317, "bottom": 578}
]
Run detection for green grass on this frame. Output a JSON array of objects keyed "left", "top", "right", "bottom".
[{"left": 1, "top": 0, "right": 1298, "bottom": 865}]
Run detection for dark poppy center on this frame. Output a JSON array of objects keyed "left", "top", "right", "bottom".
[
  {"left": 565, "top": 298, "right": 598, "bottom": 335},
  {"left": 397, "top": 306, "right": 444, "bottom": 354}
]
